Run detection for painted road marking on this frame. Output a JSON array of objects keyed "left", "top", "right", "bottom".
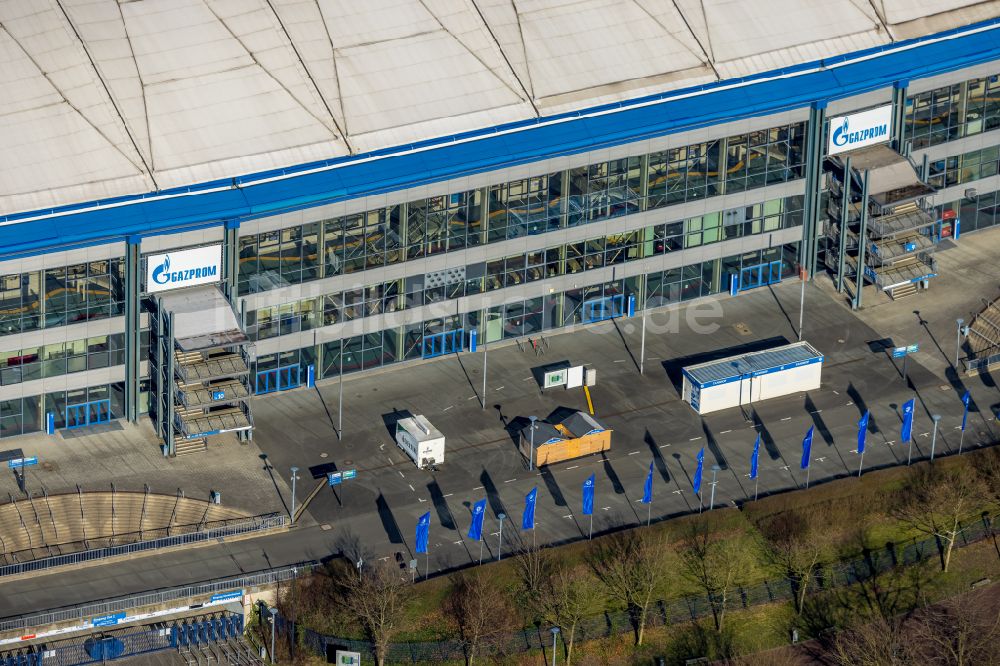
[
  {"left": 495, "top": 386, "right": 504, "bottom": 391},
  {"left": 523, "top": 376, "right": 532, "bottom": 381},
  {"left": 379, "top": 443, "right": 385, "bottom": 450},
  {"left": 473, "top": 486, "right": 484, "bottom": 490},
  {"left": 454, "top": 541, "right": 463, "bottom": 545},
  {"left": 444, "top": 493, "right": 453, "bottom": 497},
  {"left": 720, "top": 429, "right": 732, "bottom": 434},
  {"left": 408, "top": 484, "right": 415, "bottom": 492},
  {"left": 398, "top": 471, "right": 405, "bottom": 478},
  {"left": 443, "top": 405, "right": 453, "bottom": 412},
  {"left": 781, "top": 417, "right": 791, "bottom": 421},
  {"left": 601, "top": 506, "right": 611, "bottom": 511},
  {"left": 468, "top": 396, "right": 478, "bottom": 400},
  {"left": 504, "top": 478, "right": 517, "bottom": 483},
  {"left": 563, "top": 514, "right": 573, "bottom": 519},
  {"left": 809, "top": 410, "right": 822, "bottom": 414},
  {"left": 690, "top": 436, "right": 702, "bottom": 441},
  {"left": 417, "top": 498, "right": 427, "bottom": 503},
  {"left": 659, "top": 444, "right": 670, "bottom": 448},
  {"left": 672, "top": 489, "right": 684, "bottom": 494},
  {"left": 846, "top": 401, "right": 854, "bottom": 406},
  {"left": 628, "top": 451, "right": 639, "bottom": 455},
  {"left": 920, "top": 432, "right": 930, "bottom": 437},
  {"left": 566, "top": 465, "right": 579, "bottom": 470},
  {"left": 614, "top": 359, "right": 626, "bottom": 363},
  {"left": 833, "top": 390, "right": 840, "bottom": 395}
]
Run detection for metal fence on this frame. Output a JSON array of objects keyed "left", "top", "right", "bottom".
[
  {"left": 0, "top": 513, "right": 286, "bottom": 579},
  {"left": 295, "top": 512, "right": 999, "bottom": 664},
  {"left": 0, "top": 562, "right": 314, "bottom": 634}
]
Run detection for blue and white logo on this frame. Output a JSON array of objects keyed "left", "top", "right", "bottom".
[
  {"left": 828, "top": 105, "right": 892, "bottom": 155},
  {"left": 146, "top": 245, "right": 222, "bottom": 293}
]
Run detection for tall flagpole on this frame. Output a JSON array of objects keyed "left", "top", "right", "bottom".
[
  {"left": 754, "top": 475, "right": 759, "bottom": 501},
  {"left": 589, "top": 513, "right": 593, "bottom": 540},
  {"left": 959, "top": 427, "right": 966, "bottom": 455},
  {"left": 858, "top": 449, "right": 864, "bottom": 478},
  {"left": 478, "top": 536, "right": 483, "bottom": 565},
  {"left": 805, "top": 466, "right": 811, "bottom": 489},
  {"left": 646, "top": 500, "right": 651, "bottom": 526}
]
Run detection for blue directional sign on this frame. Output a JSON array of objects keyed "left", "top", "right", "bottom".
[
  {"left": 891, "top": 346, "right": 907, "bottom": 358},
  {"left": 7, "top": 457, "right": 38, "bottom": 469},
  {"left": 343, "top": 469, "right": 357, "bottom": 480},
  {"left": 211, "top": 390, "right": 226, "bottom": 401},
  {"left": 91, "top": 612, "right": 125, "bottom": 628},
  {"left": 210, "top": 590, "right": 243, "bottom": 603},
  {"left": 327, "top": 472, "right": 343, "bottom": 486},
  {"left": 906, "top": 344, "right": 919, "bottom": 354}
]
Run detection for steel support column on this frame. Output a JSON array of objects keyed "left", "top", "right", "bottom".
[
  {"left": 124, "top": 238, "right": 141, "bottom": 422},
  {"left": 836, "top": 157, "right": 852, "bottom": 293},
  {"left": 165, "top": 311, "right": 176, "bottom": 457},
  {"left": 801, "top": 101, "right": 827, "bottom": 278},
  {"left": 891, "top": 80, "right": 908, "bottom": 151},
  {"left": 852, "top": 170, "right": 871, "bottom": 311},
  {"left": 222, "top": 220, "right": 240, "bottom": 297}
]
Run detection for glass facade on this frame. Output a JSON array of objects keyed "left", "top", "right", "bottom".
[
  {"left": 250, "top": 242, "right": 801, "bottom": 384},
  {"left": 0, "top": 334, "right": 125, "bottom": 386},
  {"left": 235, "top": 121, "right": 806, "bottom": 296},
  {"left": 0, "top": 259, "right": 125, "bottom": 338},
  {"left": 926, "top": 145, "right": 1000, "bottom": 189},
  {"left": 904, "top": 73, "right": 1000, "bottom": 150},
  {"left": 0, "top": 382, "right": 125, "bottom": 439},
  {"left": 936, "top": 187, "right": 1000, "bottom": 235},
  {"left": 244, "top": 195, "right": 803, "bottom": 340}
]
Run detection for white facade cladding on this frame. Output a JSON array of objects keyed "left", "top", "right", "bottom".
[{"left": 682, "top": 342, "right": 824, "bottom": 415}]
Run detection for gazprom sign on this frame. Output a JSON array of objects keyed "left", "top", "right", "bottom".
[
  {"left": 827, "top": 104, "right": 892, "bottom": 155},
  {"left": 146, "top": 245, "right": 222, "bottom": 293}
]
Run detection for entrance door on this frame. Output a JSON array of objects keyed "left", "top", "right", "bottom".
[
  {"left": 65, "top": 399, "right": 111, "bottom": 429},
  {"left": 255, "top": 365, "right": 301, "bottom": 395},
  {"left": 583, "top": 294, "right": 624, "bottom": 323},
  {"left": 422, "top": 329, "right": 464, "bottom": 359}
]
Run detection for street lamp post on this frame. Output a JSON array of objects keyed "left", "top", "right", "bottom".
[
  {"left": 930, "top": 414, "right": 941, "bottom": 462},
  {"left": 955, "top": 318, "right": 964, "bottom": 369},
  {"left": 269, "top": 607, "right": 278, "bottom": 664},
  {"left": 709, "top": 465, "right": 720, "bottom": 511},
  {"left": 496, "top": 512, "right": 506, "bottom": 561},
  {"left": 289, "top": 466, "right": 299, "bottom": 522},
  {"left": 550, "top": 627, "right": 560, "bottom": 666},
  {"left": 528, "top": 416, "right": 538, "bottom": 471}
]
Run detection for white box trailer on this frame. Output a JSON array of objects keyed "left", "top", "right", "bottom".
[
  {"left": 681, "top": 342, "right": 824, "bottom": 415},
  {"left": 395, "top": 415, "right": 445, "bottom": 468}
]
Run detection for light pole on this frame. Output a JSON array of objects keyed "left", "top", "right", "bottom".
[
  {"left": 709, "top": 465, "right": 720, "bottom": 510},
  {"left": 269, "top": 606, "right": 278, "bottom": 664},
  {"left": 639, "top": 308, "right": 647, "bottom": 375},
  {"left": 482, "top": 331, "right": 488, "bottom": 410},
  {"left": 338, "top": 337, "right": 344, "bottom": 439},
  {"left": 550, "top": 627, "right": 560, "bottom": 666},
  {"left": 528, "top": 416, "right": 538, "bottom": 470},
  {"left": 930, "top": 414, "right": 941, "bottom": 462},
  {"left": 497, "top": 512, "right": 506, "bottom": 561},
  {"left": 289, "top": 466, "right": 299, "bottom": 522},
  {"left": 955, "top": 318, "right": 964, "bottom": 369},
  {"left": 798, "top": 265, "right": 806, "bottom": 341}
]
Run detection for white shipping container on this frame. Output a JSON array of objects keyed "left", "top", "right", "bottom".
[
  {"left": 681, "top": 342, "right": 823, "bottom": 415},
  {"left": 395, "top": 415, "right": 445, "bottom": 468}
]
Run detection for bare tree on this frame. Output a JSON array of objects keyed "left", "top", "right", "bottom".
[
  {"left": 828, "top": 611, "right": 910, "bottom": 666},
  {"left": 891, "top": 465, "right": 987, "bottom": 572},
  {"left": 447, "top": 569, "right": 516, "bottom": 666},
  {"left": 512, "top": 538, "right": 556, "bottom": 620},
  {"left": 339, "top": 561, "right": 411, "bottom": 666},
  {"left": 757, "top": 509, "right": 836, "bottom": 613},
  {"left": 906, "top": 590, "right": 1000, "bottom": 666},
  {"left": 537, "top": 566, "right": 604, "bottom": 665},
  {"left": 679, "top": 519, "right": 755, "bottom": 632},
  {"left": 590, "top": 530, "right": 668, "bottom": 646}
]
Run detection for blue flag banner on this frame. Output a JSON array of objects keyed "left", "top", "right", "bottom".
[
  {"left": 901, "top": 398, "right": 915, "bottom": 443},
  {"left": 415, "top": 511, "right": 430, "bottom": 554},
  {"left": 693, "top": 448, "right": 704, "bottom": 495},
  {"left": 522, "top": 487, "right": 538, "bottom": 530},
  {"left": 582, "top": 474, "right": 595, "bottom": 516},
  {"left": 801, "top": 426, "right": 814, "bottom": 470},
  {"left": 961, "top": 390, "right": 971, "bottom": 432},
  {"left": 857, "top": 410, "right": 869, "bottom": 454},
  {"left": 750, "top": 434, "right": 760, "bottom": 480},
  {"left": 468, "top": 498, "right": 487, "bottom": 541},
  {"left": 641, "top": 462, "right": 653, "bottom": 504}
]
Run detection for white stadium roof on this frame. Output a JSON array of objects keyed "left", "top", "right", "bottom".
[{"left": 2, "top": 0, "right": 999, "bottom": 216}]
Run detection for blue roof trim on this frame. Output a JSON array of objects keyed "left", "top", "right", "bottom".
[{"left": 2, "top": 18, "right": 1000, "bottom": 260}]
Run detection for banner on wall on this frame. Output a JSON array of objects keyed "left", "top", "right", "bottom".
[
  {"left": 827, "top": 105, "right": 892, "bottom": 155},
  {"left": 146, "top": 245, "right": 222, "bottom": 293}
]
